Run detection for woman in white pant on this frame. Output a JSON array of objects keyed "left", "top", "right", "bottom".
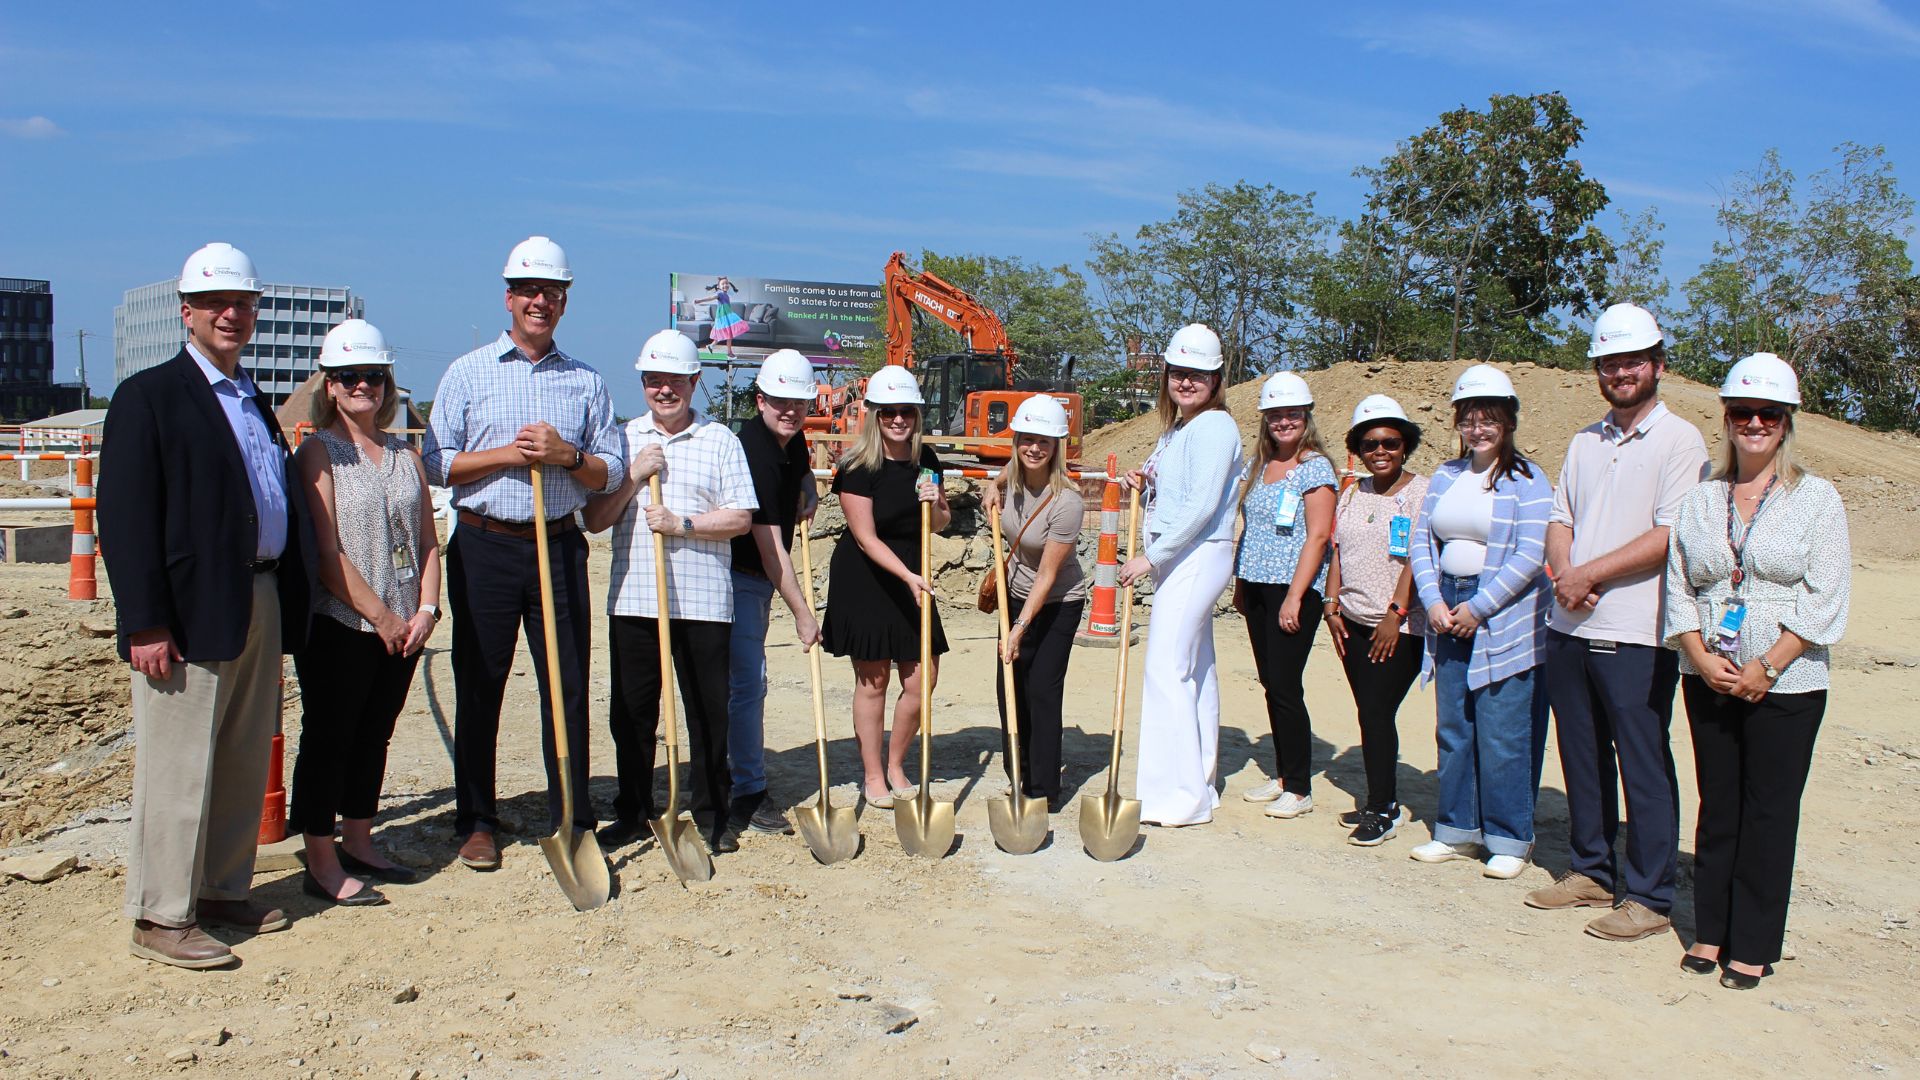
[{"left": 1119, "top": 324, "right": 1246, "bottom": 827}]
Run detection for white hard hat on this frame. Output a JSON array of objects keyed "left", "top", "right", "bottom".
[
  {"left": 503, "top": 235, "right": 573, "bottom": 282},
  {"left": 1350, "top": 393, "right": 1411, "bottom": 430},
  {"left": 1588, "top": 303, "right": 1664, "bottom": 359},
  {"left": 1257, "top": 372, "right": 1313, "bottom": 410},
  {"left": 755, "top": 349, "right": 818, "bottom": 398},
  {"left": 318, "top": 319, "right": 393, "bottom": 368},
  {"left": 1009, "top": 394, "right": 1070, "bottom": 438},
  {"left": 636, "top": 329, "right": 701, "bottom": 375},
  {"left": 1451, "top": 364, "right": 1519, "bottom": 406},
  {"left": 1162, "top": 323, "right": 1224, "bottom": 371},
  {"left": 178, "top": 242, "right": 262, "bottom": 294},
  {"left": 1720, "top": 352, "right": 1801, "bottom": 406},
  {"left": 863, "top": 365, "right": 924, "bottom": 406}
]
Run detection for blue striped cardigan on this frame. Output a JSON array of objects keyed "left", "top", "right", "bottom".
[{"left": 1410, "top": 457, "right": 1552, "bottom": 690}]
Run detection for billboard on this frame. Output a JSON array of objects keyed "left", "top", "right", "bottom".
[{"left": 668, "top": 272, "right": 882, "bottom": 360}]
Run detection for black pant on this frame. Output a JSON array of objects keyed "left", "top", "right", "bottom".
[
  {"left": 607, "top": 614, "right": 733, "bottom": 840},
  {"left": 1241, "top": 581, "right": 1323, "bottom": 794},
  {"left": 446, "top": 526, "right": 594, "bottom": 836},
  {"left": 1684, "top": 676, "right": 1825, "bottom": 966},
  {"left": 1335, "top": 619, "right": 1421, "bottom": 813},
  {"left": 994, "top": 595, "right": 1083, "bottom": 799},
  {"left": 1546, "top": 630, "right": 1682, "bottom": 911},
  {"left": 291, "top": 616, "right": 421, "bottom": 836}
]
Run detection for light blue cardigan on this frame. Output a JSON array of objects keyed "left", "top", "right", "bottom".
[
  {"left": 1409, "top": 457, "right": 1552, "bottom": 690},
  {"left": 1143, "top": 410, "right": 1245, "bottom": 567}
]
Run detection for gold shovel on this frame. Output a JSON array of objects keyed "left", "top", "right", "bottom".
[
  {"left": 529, "top": 462, "right": 612, "bottom": 910},
  {"left": 790, "top": 529, "right": 859, "bottom": 864},
  {"left": 1080, "top": 488, "right": 1143, "bottom": 862},
  {"left": 986, "top": 509, "right": 1048, "bottom": 854},
  {"left": 893, "top": 498, "right": 956, "bottom": 858},
  {"left": 645, "top": 475, "right": 714, "bottom": 884}
]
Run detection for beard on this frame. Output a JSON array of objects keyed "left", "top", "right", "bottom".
[{"left": 1602, "top": 375, "right": 1658, "bottom": 411}]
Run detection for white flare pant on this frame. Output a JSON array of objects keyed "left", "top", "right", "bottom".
[{"left": 1134, "top": 538, "right": 1235, "bottom": 826}]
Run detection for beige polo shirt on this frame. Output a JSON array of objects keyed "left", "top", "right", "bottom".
[{"left": 1549, "top": 401, "right": 1709, "bottom": 645}]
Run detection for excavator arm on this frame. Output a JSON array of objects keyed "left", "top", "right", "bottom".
[{"left": 881, "top": 251, "right": 1017, "bottom": 380}]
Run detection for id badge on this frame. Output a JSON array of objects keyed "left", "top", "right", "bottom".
[
  {"left": 1713, "top": 597, "right": 1747, "bottom": 656},
  {"left": 1274, "top": 489, "right": 1301, "bottom": 532},
  {"left": 392, "top": 544, "right": 417, "bottom": 583},
  {"left": 1388, "top": 514, "right": 1412, "bottom": 557}
]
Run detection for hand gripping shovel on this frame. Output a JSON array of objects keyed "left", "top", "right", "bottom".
[
  {"left": 790, "top": 529, "right": 859, "bottom": 864},
  {"left": 986, "top": 509, "right": 1048, "bottom": 854},
  {"left": 529, "top": 462, "right": 612, "bottom": 910},
  {"left": 646, "top": 475, "right": 714, "bottom": 884},
  {"left": 894, "top": 498, "right": 956, "bottom": 858},
  {"left": 1080, "top": 488, "right": 1143, "bottom": 862}
]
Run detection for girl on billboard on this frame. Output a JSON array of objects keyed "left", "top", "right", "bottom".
[{"left": 702, "top": 275, "right": 750, "bottom": 359}]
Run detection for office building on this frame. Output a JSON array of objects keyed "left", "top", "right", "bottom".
[
  {"left": 0, "top": 277, "right": 82, "bottom": 421},
  {"left": 115, "top": 279, "right": 364, "bottom": 408}
]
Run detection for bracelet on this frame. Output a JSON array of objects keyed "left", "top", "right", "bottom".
[{"left": 1387, "top": 602, "right": 1407, "bottom": 618}]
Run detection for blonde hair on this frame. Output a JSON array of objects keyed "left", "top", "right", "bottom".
[
  {"left": 1712, "top": 408, "right": 1805, "bottom": 489},
  {"left": 312, "top": 369, "right": 399, "bottom": 431},
  {"left": 997, "top": 433, "right": 1074, "bottom": 497},
  {"left": 1155, "top": 368, "right": 1229, "bottom": 431},
  {"left": 1239, "top": 408, "right": 1330, "bottom": 505},
  {"left": 844, "top": 403, "right": 924, "bottom": 474}
]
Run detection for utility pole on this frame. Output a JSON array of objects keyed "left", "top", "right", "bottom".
[{"left": 74, "top": 329, "right": 90, "bottom": 406}]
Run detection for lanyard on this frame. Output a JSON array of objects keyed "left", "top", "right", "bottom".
[{"left": 1724, "top": 474, "right": 1777, "bottom": 590}]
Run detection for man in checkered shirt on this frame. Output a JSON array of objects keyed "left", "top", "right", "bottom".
[{"left": 584, "top": 329, "right": 757, "bottom": 854}]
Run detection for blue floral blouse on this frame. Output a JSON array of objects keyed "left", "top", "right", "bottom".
[{"left": 1235, "top": 455, "right": 1336, "bottom": 590}]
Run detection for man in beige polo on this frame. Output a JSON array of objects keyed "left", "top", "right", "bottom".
[{"left": 1529, "top": 304, "right": 1708, "bottom": 942}]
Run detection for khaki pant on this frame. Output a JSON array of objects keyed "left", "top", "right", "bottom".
[{"left": 123, "top": 575, "right": 281, "bottom": 926}]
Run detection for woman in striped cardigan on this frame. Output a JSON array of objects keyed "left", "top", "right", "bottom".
[{"left": 1407, "top": 365, "right": 1553, "bottom": 880}]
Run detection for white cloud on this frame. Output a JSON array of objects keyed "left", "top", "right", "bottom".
[{"left": 0, "top": 116, "right": 63, "bottom": 139}]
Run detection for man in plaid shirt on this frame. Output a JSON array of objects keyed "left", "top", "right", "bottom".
[{"left": 585, "top": 330, "right": 757, "bottom": 854}]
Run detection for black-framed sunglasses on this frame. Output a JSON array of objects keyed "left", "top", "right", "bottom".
[
  {"left": 507, "top": 282, "right": 568, "bottom": 303},
  {"left": 1726, "top": 404, "right": 1788, "bottom": 426},
  {"left": 328, "top": 368, "right": 387, "bottom": 388},
  {"left": 875, "top": 405, "right": 918, "bottom": 420},
  {"left": 1357, "top": 436, "right": 1405, "bottom": 453}
]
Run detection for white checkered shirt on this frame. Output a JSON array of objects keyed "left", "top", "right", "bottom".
[
  {"left": 422, "top": 333, "right": 626, "bottom": 521},
  {"left": 608, "top": 411, "right": 757, "bottom": 622}
]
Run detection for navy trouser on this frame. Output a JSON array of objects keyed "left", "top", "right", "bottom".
[{"left": 1545, "top": 628, "right": 1681, "bottom": 912}]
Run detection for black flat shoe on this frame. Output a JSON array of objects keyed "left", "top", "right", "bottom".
[
  {"left": 1719, "top": 965, "right": 1770, "bottom": 990},
  {"left": 302, "top": 870, "right": 388, "bottom": 907},
  {"left": 596, "top": 818, "right": 649, "bottom": 849},
  {"left": 337, "top": 847, "right": 421, "bottom": 885},
  {"left": 1680, "top": 954, "right": 1720, "bottom": 975}
]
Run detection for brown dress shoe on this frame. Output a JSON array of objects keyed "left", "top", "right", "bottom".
[
  {"left": 1585, "top": 900, "right": 1674, "bottom": 942},
  {"left": 196, "top": 897, "right": 291, "bottom": 934},
  {"left": 130, "top": 921, "right": 235, "bottom": 970},
  {"left": 458, "top": 832, "right": 501, "bottom": 871},
  {"left": 1524, "top": 871, "right": 1614, "bottom": 910}
]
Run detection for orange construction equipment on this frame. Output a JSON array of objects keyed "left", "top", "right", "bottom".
[{"left": 1077, "top": 455, "right": 1124, "bottom": 643}]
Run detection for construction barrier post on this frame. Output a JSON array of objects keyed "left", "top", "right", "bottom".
[
  {"left": 68, "top": 457, "right": 96, "bottom": 600},
  {"left": 1075, "top": 454, "right": 1124, "bottom": 648},
  {"left": 258, "top": 675, "right": 288, "bottom": 846}
]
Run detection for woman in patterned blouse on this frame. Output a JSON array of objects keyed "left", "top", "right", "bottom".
[
  {"left": 1231, "top": 372, "right": 1336, "bottom": 821},
  {"left": 1664, "top": 353, "right": 1851, "bottom": 991}
]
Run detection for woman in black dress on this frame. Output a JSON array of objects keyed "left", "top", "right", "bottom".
[{"left": 821, "top": 366, "right": 950, "bottom": 807}]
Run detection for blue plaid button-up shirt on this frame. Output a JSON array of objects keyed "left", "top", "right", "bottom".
[{"left": 423, "top": 333, "right": 626, "bottom": 522}]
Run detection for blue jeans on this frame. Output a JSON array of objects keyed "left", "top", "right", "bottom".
[
  {"left": 727, "top": 570, "right": 777, "bottom": 798},
  {"left": 1431, "top": 574, "right": 1549, "bottom": 858}
]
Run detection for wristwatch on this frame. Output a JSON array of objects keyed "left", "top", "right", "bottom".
[
  {"left": 1760, "top": 656, "right": 1780, "bottom": 681},
  {"left": 563, "top": 446, "right": 585, "bottom": 472},
  {"left": 1387, "top": 602, "right": 1407, "bottom": 619},
  {"left": 420, "top": 603, "right": 441, "bottom": 623},
  {"left": 680, "top": 516, "right": 694, "bottom": 536}
]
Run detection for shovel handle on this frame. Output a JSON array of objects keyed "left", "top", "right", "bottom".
[
  {"left": 991, "top": 506, "right": 1024, "bottom": 785},
  {"left": 919, "top": 499, "right": 933, "bottom": 788},
  {"left": 1105, "top": 488, "right": 1141, "bottom": 785},
  {"left": 797, "top": 530, "right": 832, "bottom": 793},
  {"left": 650, "top": 475, "right": 683, "bottom": 814},
  {"left": 530, "top": 462, "right": 574, "bottom": 828}
]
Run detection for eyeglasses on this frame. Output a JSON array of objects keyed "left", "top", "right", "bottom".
[
  {"left": 507, "top": 282, "right": 569, "bottom": 303},
  {"left": 328, "top": 368, "right": 387, "bottom": 388},
  {"left": 1456, "top": 419, "right": 1504, "bottom": 435},
  {"left": 761, "top": 395, "right": 811, "bottom": 411},
  {"left": 1726, "top": 404, "right": 1788, "bottom": 427},
  {"left": 185, "top": 294, "right": 259, "bottom": 313},
  {"left": 1266, "top": 410, "right": 1308, "bottom": 426},
  {"left": 1594, "top": 356, "right": 1653, "bottom": 377},
  {"left": 875, "top": 405, "right": 917, "bottom": 420},
  {"left": 1357, "top": 436, "right": 1405, "bottom": 453},
  {"left": 1166, "top": 368, "right": 1213, "bottom": 386}
]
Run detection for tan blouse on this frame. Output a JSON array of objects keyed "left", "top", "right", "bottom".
[{"left": 1332, "top": 473, "right": 1429, "bottom": 634}]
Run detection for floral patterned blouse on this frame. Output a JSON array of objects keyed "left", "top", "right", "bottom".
[{"left": 1235, "top": 454, "right": 1336, "bottom": 591}]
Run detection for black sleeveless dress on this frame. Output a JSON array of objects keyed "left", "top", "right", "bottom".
[{"left": 821, "top": 446, "right": 950, "bottom": 662}]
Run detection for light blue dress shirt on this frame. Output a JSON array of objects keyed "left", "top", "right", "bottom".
[{"left": 187, "top": 343, "right": 288, "bottom": 559}]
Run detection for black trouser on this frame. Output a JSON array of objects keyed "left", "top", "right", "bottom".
[
  {"left": 994, "top": 595, "right": 1083, "bottom": 799},
  {"left": 1684, "top": 676, "right": 1825, "bottom": 966},
  {"left": 1241, "top": 581, "right": 1323, "bottom": 794},
  {"left": 446, "top": 525, "right": 594, "bottom": 837},
  {"left": 1335, "top": 619, "right": 1421, "bottom": 814},
  {"left": 1546, "top": 629, "right": 1682, "bottom": 911},
  {"left": 607, "top": 614, "right": 733, "bottom": 841},
  {"left": 291, "top": 616, "right": 422, "bottom": 836}
]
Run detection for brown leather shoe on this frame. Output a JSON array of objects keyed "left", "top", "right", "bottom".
[
  {"left": 1585, "top": 900, "right": 1674, "bottom": 942},
  {"left": 458, "top": 831, "right": 501, "bottom": 871},
  {"left": 196, "top": 897, "right": 291, "bottom": 934},
  {"left": 130, "top": 920, "right": 235, "bottom": 970},
  {"left": 1524, "top": 871, "right": 1614, "bottom": 910}
]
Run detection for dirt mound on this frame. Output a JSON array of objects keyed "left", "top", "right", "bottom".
[{"left": 1083, "top": 358, "right": 1920, "bottom": 559}]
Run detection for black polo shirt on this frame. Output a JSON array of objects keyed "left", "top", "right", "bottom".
[{"left": 731, "top": 416, "right": 811, "bottom": 578}]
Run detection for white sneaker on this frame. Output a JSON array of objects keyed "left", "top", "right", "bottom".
[
  {"left": 1410, "top": 840, "right": 1475, "bottom": 863},
  {"left": 1264, "top": 792, "right": 1314, "bottom": 819},
  {"left": 1483, "top": 855, "right": 1530, "bottom": 880},
  {"left": 1241, "top": 778, "right": 1282, "bottom": 803}
]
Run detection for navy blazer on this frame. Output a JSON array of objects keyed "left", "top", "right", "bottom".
[{"left": 99, "top": 348, "right": 313, "bottom": 662}]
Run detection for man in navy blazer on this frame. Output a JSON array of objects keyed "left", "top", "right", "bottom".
[{"left": 99, "top": 242, "right": 312, "bottom": 970}]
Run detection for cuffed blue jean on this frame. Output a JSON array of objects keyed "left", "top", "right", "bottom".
[
  {"left": 726, "top": 570, "right": 777, "bottom": 798},
  {"left": 1430, "top": 574, "right": 1549, "bottom": 858}
]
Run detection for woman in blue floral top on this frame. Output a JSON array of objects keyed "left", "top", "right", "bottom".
[{"left": 1232, "top": 372, "right": 1337, "bottom": 820}]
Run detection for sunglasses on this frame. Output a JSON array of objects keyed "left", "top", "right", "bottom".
[
  {"left": 1166, "top": 369, "right": 1213, "bottom": 386},
  {"left": 875, "top": 405, "right": 918, "bottom": 420},
  {"left": 185, "top": 294, "right": 259, "bottom": 313},
  {"left": 1726, "top": 404, "right": 1788, "bottom": 426},
  {"left": 507, "top": 282, "right": 568, "bottom": 303},
  {"left": 1357, "top": 436, "right": 1405, "bottom": 453},
  {"left": 329, "top": 368, "right": 387, "bottom": 388}
]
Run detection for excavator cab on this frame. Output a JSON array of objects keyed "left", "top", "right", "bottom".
[{"left": 918, "top": 352, "right": 1011, "bottom": 437}]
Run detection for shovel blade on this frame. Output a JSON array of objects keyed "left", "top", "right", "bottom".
[
  {"left": 986, "top": 793, "right": 1050, "bottom": 855},
  {"left": 538, "top": 827, "right": 612, "bottom": 911},
  {"left": 793, "top": 800, "right": 861, "bottom": 865},
  {"left": 649, "top": 813, "right": 714, "bottom": 883},
  {"left": 1079, "top": 792, "right": 1143, "bottom": 862},
  {"left": 892, "top": 792, "right": 956, "bottom": 858}
]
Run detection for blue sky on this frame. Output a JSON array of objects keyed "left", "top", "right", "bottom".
[{"left": 3, "top": 0, "right": 1916, "bottom": 414}]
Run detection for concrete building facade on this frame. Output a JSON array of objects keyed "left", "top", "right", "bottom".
[
  {"left": 114, "top": 279, "right": 364, "bottom": 408},
  {"left": 0, "top": 277, "right": 82, "bottom": 421}
]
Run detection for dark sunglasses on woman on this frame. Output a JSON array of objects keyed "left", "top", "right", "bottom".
[
  {"left": 1357, "top": 437, "right": 1405, "bottom": 453},
  {"left": 1726, "top": 404, "right": 1787, "bottom": 426},
  {"left": 875, "top": 405, "right": 917, "bottom": 420},
  {"left": 329, "top": 369, "right": 386, "bottom": 388}
]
